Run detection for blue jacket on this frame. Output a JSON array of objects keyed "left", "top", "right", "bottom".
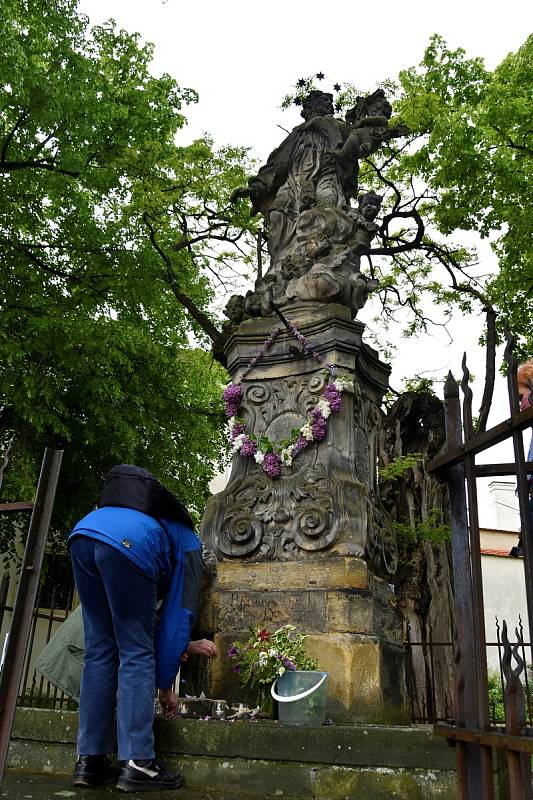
[{"left": 68, "top": 506, "right": 203, "bottom": 689}]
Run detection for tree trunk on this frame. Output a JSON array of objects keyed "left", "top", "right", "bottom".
[{"left": 380, "top": 391, "right": 455, "bottom": 720}]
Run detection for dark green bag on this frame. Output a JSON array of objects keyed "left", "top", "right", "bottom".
[{"left": 34, "top": 605, "right": 84, "bottom": 702}]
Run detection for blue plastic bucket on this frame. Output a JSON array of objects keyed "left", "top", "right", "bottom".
[{"left": 270, "top": 670, "right": 329, "bottom": 726}]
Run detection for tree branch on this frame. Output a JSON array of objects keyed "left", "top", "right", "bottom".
[
  {"left": 142, "top": 213, "right": 222, "bottom": 345},
  {"left": 0, "top": 159, "right": 80, "bottom": 178},
  {"left": 476, "top": 307, "right": 497, "bottom": 433},
  {"left": 0, "top": 110, "right": 28, "bottom": 163}
]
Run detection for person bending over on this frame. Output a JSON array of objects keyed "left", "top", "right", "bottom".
[{"left": 68, "top": 464, "right": 217, "bottom": 793}]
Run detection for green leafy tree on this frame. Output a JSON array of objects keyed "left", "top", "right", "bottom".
[
  {"left": 0, "top": 0, "right": 256, "bottom": 546},
  {"left": 397, "top": 33, "right": 532, "bottom": 353}
]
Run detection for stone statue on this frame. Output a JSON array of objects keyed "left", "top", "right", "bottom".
[
  {"left": 231, "top": 89, "right": 407, "bottom": 319},
  {"left": 200, "top": 92, "right": 409, "bottom": 721}
]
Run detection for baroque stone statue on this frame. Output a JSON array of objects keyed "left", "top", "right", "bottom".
[
  {"left": 229, "top": 89, "right": 407, "bottom": 321},
  {"left": 200, "top": 89, "right": 409, "bottom": 723}
]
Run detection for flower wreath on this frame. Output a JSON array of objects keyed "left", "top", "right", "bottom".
[{"left": 222, "top": 319, "right": 350, "bottom": 478}]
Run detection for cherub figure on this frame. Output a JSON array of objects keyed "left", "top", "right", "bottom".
[{"left": 336, "top": 89, "right": 409, "bottom": 172}]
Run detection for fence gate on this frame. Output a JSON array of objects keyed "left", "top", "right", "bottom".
[{"left": 428, "top": 341, "right": 533, "bottom": 800}]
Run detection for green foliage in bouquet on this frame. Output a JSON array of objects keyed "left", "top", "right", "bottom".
[{"left": 227, "top": 625, "right": 319, "bottom": 703}]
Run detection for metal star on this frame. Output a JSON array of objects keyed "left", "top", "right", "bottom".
[
  {"left": 333, "top": 83, "right": 341, "bottom": 91},
  {"left": 316, "top": 72, "right": 325, "bottom": 80},
  {"left": 294, "top": 96, "right": 303, "bottom": 106},
  {"left": 297, "top": 78, "right": 306, "bottom": 88}
]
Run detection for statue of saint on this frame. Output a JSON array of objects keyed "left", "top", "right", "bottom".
[{"left": 231, "top": 88, "right": 407, "bottom": 317}]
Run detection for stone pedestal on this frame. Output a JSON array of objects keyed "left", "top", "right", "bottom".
[
  {"left": 200, "top": 303, "right": 406, "bottom": 723},
  {"left": 200, "top": 558, "right": 407, "bottom": 723}
]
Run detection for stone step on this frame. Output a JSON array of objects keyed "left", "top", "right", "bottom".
[{"left": 8, "top": 707, "right": 458, "bottom": 799}]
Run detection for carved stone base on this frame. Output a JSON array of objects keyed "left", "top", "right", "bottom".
[
  {"left": 201, "top": 304, "right": 397, "bottom": 577},
  {"left": 199, "top": 558, "right": 407, "bottom": 723}
]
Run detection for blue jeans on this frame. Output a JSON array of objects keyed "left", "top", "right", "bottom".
[{"left": 70, "top": 536, "right": 157, "bottom": 760}]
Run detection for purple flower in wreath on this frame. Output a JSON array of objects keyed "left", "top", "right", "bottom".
[
  {"left": 323, "top": 384, "right": 342, "bottom": 412},
  {"left": 227, "top": 646, "right": 238, "bottom": 658},
  {"left": 263, "top": 452, "right": 282, "bottom": 478},
  {"left": 282, "top": 658, "right": 297, "bottom": 671},
  {"left": 223, "top": 384, "right": 242, "bottom": 404},
  {"left": 240, "top": 437, "right": 258, "bottom": 457},
  {"left": 328, "top": 394, "right": 342, "bottom": 413},
  {"left": 223, "top": 384, "right": 243, "bottom": 416},
  {"left": 311, "top": 415, "right": 327, "bottom": 441},
  {"left": 232, "top": 664, "right": 241, "bottom": 674},
  {"left": 293, "top": 436, "right": 310, "bottom": 456},
  {"left": 230, "top": 422, "right": 246, "bottom": 442}
]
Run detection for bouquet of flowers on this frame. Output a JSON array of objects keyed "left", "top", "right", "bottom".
[{"left": 227, "top": 625, "right": 319, "bottom": 712}]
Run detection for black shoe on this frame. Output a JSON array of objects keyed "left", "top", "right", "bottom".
[
  {"left": 73, "top": 754, "right": 117, "bottom": 787},
  {"left": 116, "top": 759, "right": 183, "bottom": 792}
]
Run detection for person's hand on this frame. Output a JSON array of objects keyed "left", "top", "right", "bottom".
[
  {"left": 186, "top": 638, "right": 218, "bottom": 658},
  {"left": 158, "top": 687, "right": 178, "bottom": 717}
]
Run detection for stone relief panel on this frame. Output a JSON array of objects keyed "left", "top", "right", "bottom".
[
  {"left": 217, "top": 463, "right": 339, "bottom": 561},
  {"left": 202, "top": 350, "right": 396, "bottom": 574}
]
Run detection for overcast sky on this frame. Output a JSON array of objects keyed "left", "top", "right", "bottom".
[
  {"left": 78, "top": 0, "right": 532, "bottom": 525},
  {"left": 78, "top": 0, "right": 531, "bottom": 159}
]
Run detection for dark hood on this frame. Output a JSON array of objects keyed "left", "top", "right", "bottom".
[{"left": 99, "top": 464, "right": 194, "bottom": 530}]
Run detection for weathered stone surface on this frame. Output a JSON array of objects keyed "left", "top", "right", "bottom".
[
  {"left": 7, "top": 741, "right": 75, "bottom": 775},
  {"left": 10, "top": 708, "right": 457, "bottom": 769},
  {"left": 209, "top": 557, "right": 368, "bottom": 592},
  {"left": 305, "top": 634, "right": 408, "bottom": 723},
  {"left": 205, "top": 586, "right": 400, "bottom": 640},
  {"left": 8, "top": 708, "right": 459, "bottom": 799},
  {"left": 201, "top": 296, "right": 405, "bottom": 723},
  {"left": 314, "top": 766, "right": 458, "bottom": 800}
]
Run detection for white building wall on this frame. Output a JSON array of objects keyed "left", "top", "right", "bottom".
[{"left": 481, "top": 529, "right": 528, "bottom": 671}]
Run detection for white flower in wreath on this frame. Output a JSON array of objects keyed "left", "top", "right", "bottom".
[
  {"left": 280, "top": 445, "right": 295, "bottom": 467},
  {"left": 259, "top": 651, "right": 268, "bottom": 665},
  {"left": 334, "top": 377, "right": 350, "bottom": 392},
  {"left": 268, "top": 648, "right": 277, "bottom": 657},
  {"left": 277, "top": 666, "right": 285, "bottom": 676},
  {"left": 254, "top": 451, "right": 265, "bottom": 465},
  {"left": 300, "top": 422, "right": 314, "bottom": 441},
  {"left": 231, "top": 433, "right": 246, "bottom": 453},
  {"left": 228, "top": 416, "right": 237, "bottom": 433},
  {"left": 316, "top": 399, "right": 331, "bottom": 418}
]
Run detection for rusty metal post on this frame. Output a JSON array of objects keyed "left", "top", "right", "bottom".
[
  {"left": 443, "top": 372, "right": 482, "bottom": 798},
  {"left": 501, "top": 622, "right": 531, "bottom": 800},
  {"left": 0, "top": 575, "right": 9, "bottom": 636},
  {"left": 505, "top": 335, "right": 533, "bottom": 657},
  {"left": 0, "top": 448, "right": 63, "bottom": 785},
  {"left": 461, "top": 357, "right": 495, "bottom": 798}
]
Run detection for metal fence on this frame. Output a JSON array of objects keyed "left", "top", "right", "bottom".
[
  {"left": 0, "top": 552, "right": 76, "bottom": 711},
  {"left": 404, "top": 616, "right": 533, "bottom": 728}
]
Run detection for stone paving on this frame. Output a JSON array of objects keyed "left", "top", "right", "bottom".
[{"left": 1, "top": 771, "right": 264, "bottom": 800}]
